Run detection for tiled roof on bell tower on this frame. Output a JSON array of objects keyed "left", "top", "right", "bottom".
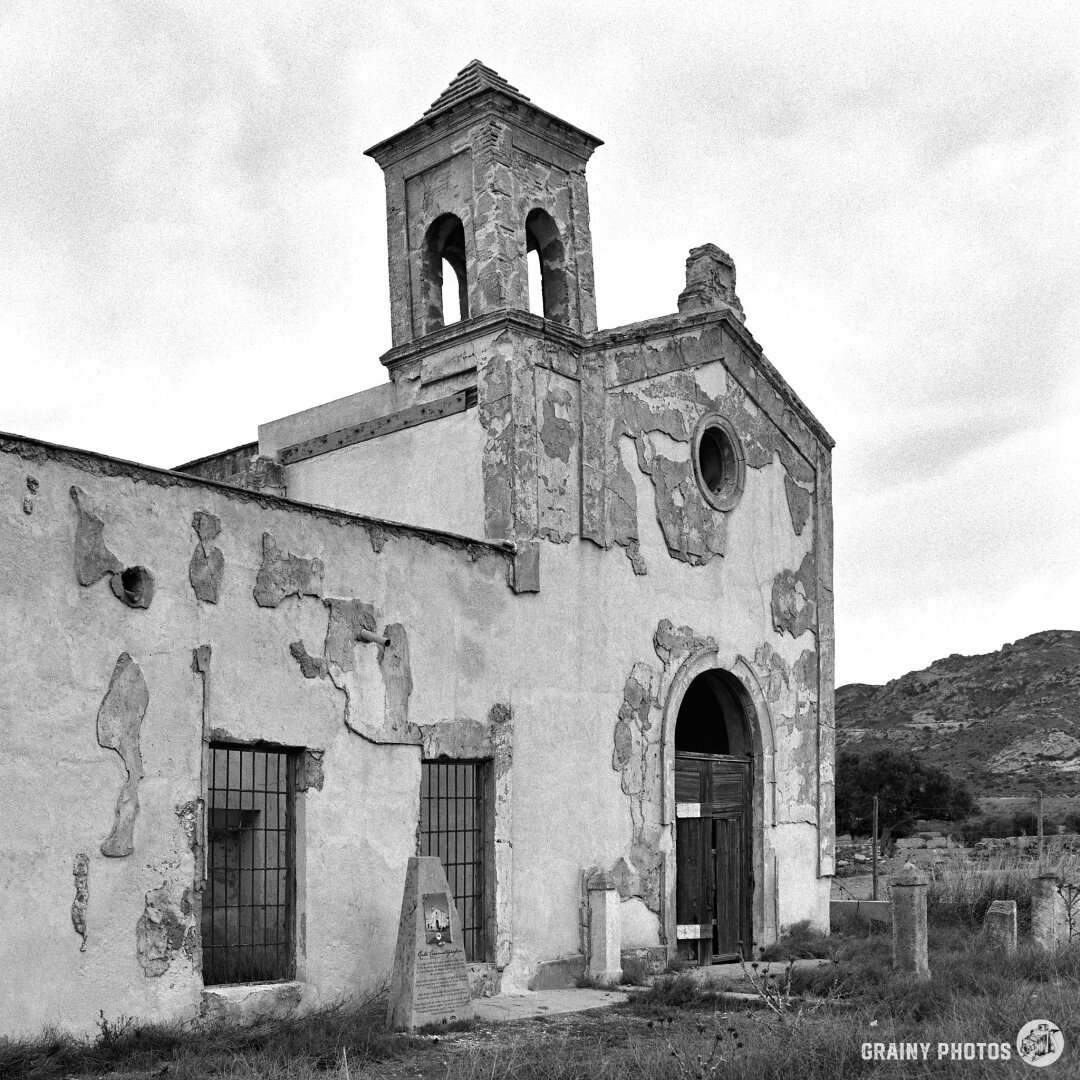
[{"left": 423, "top": 60, "right": 532, "bottom": 117}]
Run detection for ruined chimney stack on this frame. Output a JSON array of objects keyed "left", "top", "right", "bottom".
[{"left": 677, "top": 244, "right": 745, "bottom": 323}]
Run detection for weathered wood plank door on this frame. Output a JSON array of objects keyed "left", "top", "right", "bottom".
[{"left": 675, "top": 752, "right": 751, "bottom": 963}]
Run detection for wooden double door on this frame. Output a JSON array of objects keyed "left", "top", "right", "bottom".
[{"left": 674, "top": 752, "right": 752, "bottom": 963}]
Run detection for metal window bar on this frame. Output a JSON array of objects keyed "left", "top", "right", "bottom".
[
  {"left": 202, "top": 744, "right": 294, "bottom": 985},
  {"left": 419, "top": 760, "right": 488, "bottom": 963}
]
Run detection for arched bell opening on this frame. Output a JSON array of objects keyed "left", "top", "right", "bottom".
[
  {"left": 524, "top": 208, "right": 570, "bottom": 324},
  {"left": 673, "top": 669, "right": 754, "bottom": 965},
  {"left": 422, "top": 213, "right": 469, "bottom": 334}
]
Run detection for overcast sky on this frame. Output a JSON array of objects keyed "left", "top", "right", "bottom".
[{"left": 2, "top": 1, "right": 1077, "bottom": 687}]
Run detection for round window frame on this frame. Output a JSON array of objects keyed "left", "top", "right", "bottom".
[{"left": 692, "top": 414, "right": 745, "bottom": 512}]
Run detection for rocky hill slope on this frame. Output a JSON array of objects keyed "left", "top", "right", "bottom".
[{"left": 836, "top": 630, "right": 1080, "bottom": 795}]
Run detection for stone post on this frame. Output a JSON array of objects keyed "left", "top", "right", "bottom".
[
  {"left": 1032, "top": 873, "right": 1064, "bottom": 951},
  {"left": 983, "top": 900, "right": 1017, "bottom": 953},
  {"left": 586, "top": 869, "right": 622, "bottom": 986},
  {"left": 891, "top": 862, "right": 930, "bottom": 979}
]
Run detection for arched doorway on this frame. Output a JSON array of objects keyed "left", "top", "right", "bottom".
[{"left": 674, "top": 670, "right": 753, "bottom": 963}]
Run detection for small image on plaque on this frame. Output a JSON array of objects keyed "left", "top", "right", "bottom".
[{"left": 423, "top": 892, "right": 452, "bottom": 946}]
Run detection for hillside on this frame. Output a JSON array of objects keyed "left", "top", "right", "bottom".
[{"left": 835, "top": 629, "right": 1080, "bottom": 796}]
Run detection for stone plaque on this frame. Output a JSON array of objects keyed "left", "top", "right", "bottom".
[{"left": 387, "top": 856, "right": 474, "bottom": 1031}]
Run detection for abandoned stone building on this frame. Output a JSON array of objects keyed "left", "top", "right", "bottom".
[{"left": 0, "top": 61, "right": 835, "bottom": 1036}]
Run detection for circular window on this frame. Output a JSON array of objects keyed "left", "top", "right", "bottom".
[{"left": 692, "top": 414, "right": 745, "bottom": 511}]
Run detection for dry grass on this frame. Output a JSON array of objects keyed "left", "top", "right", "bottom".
[
  {"left": 0, "top": 998, "right": 425, "bottom": 1080},
  {"left": 4, "top": 926, "right": 1079, "bottom": 1079},
  {"left": 924, "top": 851, "right": 1080, "bottom": 934}
]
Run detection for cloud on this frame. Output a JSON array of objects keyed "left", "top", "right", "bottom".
[{"left": 0, "top": 0, "right": 1075, "bottom": 680}]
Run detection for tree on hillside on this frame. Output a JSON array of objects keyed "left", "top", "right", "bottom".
[{"left": 835, "top": 749, "right": 975, "bottom": 854}]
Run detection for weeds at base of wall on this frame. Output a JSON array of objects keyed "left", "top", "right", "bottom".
[
  {"left": 0, "top": 993, "right": 419, "bottom": 1080},
  {"left": 4, "top": 932, "right": 1080, "bottom": 1080}
]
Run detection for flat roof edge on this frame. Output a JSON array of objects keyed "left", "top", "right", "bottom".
[{"left": 0, "top": 431, "right": 515, "bottom": 559}]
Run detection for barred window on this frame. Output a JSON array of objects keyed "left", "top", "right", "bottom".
[
  {"left": 202, "top": 745, "right": 295, "bottom": 985},
  {"left": 419, "top": 760, "right": 491, "bottom": 963}
]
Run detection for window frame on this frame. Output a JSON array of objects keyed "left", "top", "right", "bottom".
[
  {"left": 691, "top": 413, "right": 746, "bottom": 512},
  {"left": 418, "top": 758, "right": 494, "bottom": 964},
  {"left": 201, "top": 742, "right": 299, "bottom": 987}
]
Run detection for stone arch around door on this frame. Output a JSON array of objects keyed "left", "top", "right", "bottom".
[{"left": 661, "top": 648, "right": 777, "bottom": 961}]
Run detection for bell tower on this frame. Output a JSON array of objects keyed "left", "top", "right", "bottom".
[{"left": 365, "top": 61, "right": 603, "bottom": 347}]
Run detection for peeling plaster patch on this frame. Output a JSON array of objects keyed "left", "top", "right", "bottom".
[
  {"left": 479, "top": 346, "right": 513, "bottom": 541},
  {"left": 488, "top": 702, "right": 512, "bottom": 726},
  {"left": 69, "top": 487, "right": 155, "bottom": 607},
  {"left": 625, "top": 539, "right": 647, "bottom": 575},
  {"left": 298, "top": 749, "right": 324, "bottom": 792},
  {"left": 97, "top": 653, "right": 148, "bottom": 858},
  {"left": 324, "top": 599, "right": 379, "bottom": 670},
  {"left": 253, "top": 533, "right": 324, "bottom": 608},
  {"left": 636, "top": 435, "right": 725, "bottom": 565},
  {"left": 70, "top": 485, "right": 122, "bottom": 584},
  {"left": 653, "top": 619, "right": 718, "bottom": 670},
  {"left": 289, "top": 640, "right": 328, "bottom": 679},
  {"left": 175, "top": 801, "right": 202, "bottom": 862},
  {"left": 189, "top": 511, "right": 225, "bottom": 603},
  {"left": 193, "top": 644, "right": 211, "bottom": 674},
  {"left": 753, "top": 642, "right": 790, "bottom": 703},
  {"left": 378, "top": 624, "right": 414, "bottom": 736},
  {"left": 192, "top": 644, "right": 211, "bottom": 738},
  {"left": 610, "top": 620, "right": 726, "bottom": 915},
  {"left": 752, "top": 642, "right": 819, "bottom": 818},
  {"left": 26, "top": 475, "right": 39, "bottom": 494},
  {"left": 783, "top": 473, "right": 812, "bottom": 537},
  {"left": 608, "top": 381, "right": 721, "bottom": 566},
  {"left": 610, "top": 855, "right": 639, "bottom": 900},
  {"left": 609, "top": 435, "right": 642, "bottom": 556},
  {"left": 22, "top": 495, "right": 33, "bottom": 514},
  {"left": 72, "top": 854, "right": 89, "bottom": 951},
  {"left": 109, "top": 564, "right": 155, "bottom": 609},
  {"left": 611, "top": 663, "right": 664, "bottom": 912},
  {"left": 136, "top": 886, "right": 195, "bottom": 977},
  {"left": 291, "top": 599, "right": 419, "bottom": 745},
  {"left": 367, "top": 523, "right": 388, "bottom": 553},
  {"left": 771, "top": 552, "right": 817, "bottom": 639},
  {"left": 607, "top": 364, "right": 817, "bottom": 566},
  {"left": 694, "top": 361, "right": 728, "bottom": 400},
  {"left": 539, "top": 390, "right": 576, "bottom": 463},
  {"left": 794, "top": 649, "right": 819, "bottom": 693}
]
